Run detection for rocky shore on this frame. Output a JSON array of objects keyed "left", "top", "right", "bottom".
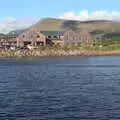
[{"left": 1, "top": 49, "right": 120, "bottom": 58}]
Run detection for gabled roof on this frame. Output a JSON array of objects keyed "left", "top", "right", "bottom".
[
  {"left": 18, "top": 28, "right": 46, "bottom": 42},
  {"left": 41, "top": 31, "right": 64, "bottom": 36},
  {"left": 103, "top": 32, "right": 120, "bottom": 37}
]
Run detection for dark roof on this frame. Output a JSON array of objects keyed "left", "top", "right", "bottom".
[
  {"left": 41, "top": 31, "right": 64, "bottom": 36},
  {"left": 90, "top": 30, "right": 105, "bottom": 35},
  {"left": 0, "top": 34, "right": 6, "bottom": 38},
  {"left": 103, "top": 33, "right": 120, "bottom": 37}
]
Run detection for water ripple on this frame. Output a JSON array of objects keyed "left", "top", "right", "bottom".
[{"left": 0, "top": 56, "right": 120, "bottom": 120}]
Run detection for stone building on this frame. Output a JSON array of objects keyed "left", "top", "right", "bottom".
[
  {"left": 17, "top": 28, "right": 46, "bottom": 47},
  {"left": 41, "top": 29, "right": 92, "bottom": 46},
  {"left": 41, "top": 31, "right": 64, "bottom": 45},
  {"left": 77, "top": 30, "right": 92, "bottom": 46},
  {"left": 63, "top": 29, "right": 77, "bottom": 44},
  {"left": 17, "top": 29, "right": 92, "bottom": 47},
  {"left": 63, "top": 29, "right": 92, "bottom": 46},
  {"left": 0, "top": 34, "right": 8, "bottom": 46},
  {"left": 0, "top": 33, "right": 18, "bottom": 48}
]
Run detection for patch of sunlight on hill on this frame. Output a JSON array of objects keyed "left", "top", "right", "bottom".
[{"left": 32, "top": 18, "right": 64, "bottom": 31}]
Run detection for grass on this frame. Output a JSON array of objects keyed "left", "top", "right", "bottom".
[{"left": 31, "top": 18, "right": 120, "bottom": 33}]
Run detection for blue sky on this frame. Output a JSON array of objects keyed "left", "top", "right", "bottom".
[
  {"left": 0, "top": 0, "right": 120, "bottom": 33},
  {"left": 0, "top": 0, "right": 120, "bottom": 18}
]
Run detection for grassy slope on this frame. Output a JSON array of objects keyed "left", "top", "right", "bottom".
[
  {"left": 30, "top": 18, "right": 120, "bottom": 33},
  {"left": 77, "top": 21, "right": 120, "bottom": 33},
  {"left": 31, "top": 18, "right": 64, "bottom": 31}
]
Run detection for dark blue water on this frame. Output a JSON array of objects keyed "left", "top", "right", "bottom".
[{"left": 1, "top": 56, "right": 120, "bottom": 120}]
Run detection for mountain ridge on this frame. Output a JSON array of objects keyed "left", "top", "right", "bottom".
[
  {"left": 1, "top": 18, "right": 120, "bottom": 36},
  {"left": 30, "top": 18, "right": 120, "bottom": 34}
]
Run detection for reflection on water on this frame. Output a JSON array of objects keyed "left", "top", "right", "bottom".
[{"left": 0, "top": 56, "right": 120, "bottom": 120}]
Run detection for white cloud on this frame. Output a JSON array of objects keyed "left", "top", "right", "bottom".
[
  {"left": 0, "top": 17, "right": 17, "bottom": 24},
  {"left": 0, "top": 17, "right": 38, "bottom": 34},
  {"left": 59, "top": 10, "right": 120, "bottom": 21},
  {"left": 1, "top": 10, "right": 120, "bottom": 34}
]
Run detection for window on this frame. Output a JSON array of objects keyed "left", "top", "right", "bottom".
[
  {"left": 54, "top": 36, "right": 58, "bottom": 39},
  {"left": 48, "top": 36, "right": 51, "bottom": 39},
  {"left": 37, "top": 35, "right": 40, "bottom": 38},
  {"left": 67, "top": 35, "right": 69, "bottom": 41}
]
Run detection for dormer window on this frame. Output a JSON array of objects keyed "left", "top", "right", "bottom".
[{"left": 23, "top": 35, "right": 25, "bottom": 38}]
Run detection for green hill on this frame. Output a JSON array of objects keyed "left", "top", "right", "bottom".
[
  {"left": 30, "top": 18, "right": 120, "bottom": 35},
  {"left": 6, "top": 18, "right": 120, "bottom": 36},
  {"left": 31, "top": 18, "right": 64, "bottom": 31}
]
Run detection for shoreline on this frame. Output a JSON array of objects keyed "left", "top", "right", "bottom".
[{"left": 1, "top": 49, "right": 120, "bottom": 58}]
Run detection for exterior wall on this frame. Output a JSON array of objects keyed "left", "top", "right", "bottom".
[
  {"left": 7, "top": 38, "right": 17, "bottom": 46},
  {"left": 0, "top": 37, "right": 18, "bottom": 47},
  {"left": 63, "top": 30, "right": 92, "bottom": 46},
  {"left": 77, "top": 31, "right": 92, "bottom": 46},
  {"left": 0, "top": 38, "right": 8, "bottom": 46},
  {"left": 63, "top": 30, "right": 77, "bottom": 44}
]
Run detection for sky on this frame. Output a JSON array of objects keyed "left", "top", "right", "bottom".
[{"left": 0, "top": 0, "right": 120, "bottom": 33}]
